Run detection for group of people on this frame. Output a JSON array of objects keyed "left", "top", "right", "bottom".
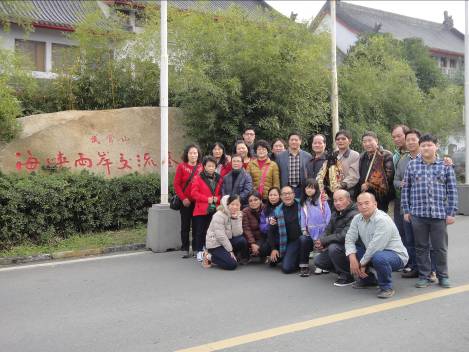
[{"left": 173, "top": 126, "right": 458, "bottom": 299}]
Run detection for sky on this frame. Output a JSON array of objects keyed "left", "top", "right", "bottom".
[{"left": 266, "top": 1, "right": 466, "bottom": 32}]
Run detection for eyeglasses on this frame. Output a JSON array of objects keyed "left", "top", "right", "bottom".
[{"left": 281, "top": 192, "right": 294, "bottom": 196}]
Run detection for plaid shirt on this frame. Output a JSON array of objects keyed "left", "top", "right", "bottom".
[
  {"left": 401, "top": 156, "right": 458, "bottom": 219},
  {"left": 288, "top": 152, "right": 300, "bottom": 187}
]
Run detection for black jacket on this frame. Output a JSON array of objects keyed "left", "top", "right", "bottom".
[{"left": 320, "top": 203, "right": 359, "bottom": 247}]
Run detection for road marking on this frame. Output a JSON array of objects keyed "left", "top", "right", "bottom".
[
  {"left": 0, "top": 251, "right": 149, "bottom": 272},
  {"left": 175, "top": 284, "right": 469, "bottom": 352}
]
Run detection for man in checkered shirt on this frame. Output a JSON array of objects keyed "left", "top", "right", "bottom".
[{"left": 401, "top": 133, "right": 458, "bottom": 289}]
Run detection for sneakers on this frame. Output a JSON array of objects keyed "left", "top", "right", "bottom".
[
  {"left": 429, "top": 271, "right": 438, "bottom": 283},
  {"left": 401, "top": 269, "right": 419, "bottom": 278},
  {"left": 196, "top": 251, "right": 204, "bottom": 262},
  {"left": 352, "top": 280, "right": 378, "bottom": 289},
  {"left": 181, "top": 250, "right": 191, "bottom": 259},
  {"left": 415, "top": 278, "right": 431, "bottom": 288},
  {"left": 438, "top": 277, "right": 451, "bottom": 288},
  {"left": 314, "top": 267, "right": 329, "bottom": 275},
  {"left": 377, "top": 288, "right": 395, "bottom": 299},
  {"left": 299, "top": 267, "right": 310, "bottom": 277},
  {"left": 334, "top": 277, "right": 355, "bottom": 287}
]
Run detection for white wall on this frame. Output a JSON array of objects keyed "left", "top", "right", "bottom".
[{"left": 314, "top": 14, "right": 358, "bottom": 54}]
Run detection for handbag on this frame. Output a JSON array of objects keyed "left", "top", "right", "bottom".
[{"left": 170, "top": 165, "right": 198, "bottom": 210}]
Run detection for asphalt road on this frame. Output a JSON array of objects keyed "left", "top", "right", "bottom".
[{"left": 1, "top": 217, "right": 469, "bottom": 352}]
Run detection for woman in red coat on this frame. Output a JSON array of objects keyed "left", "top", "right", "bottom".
[
  {"left": 173, "top": 144, "right": 203, "bottom": 258},
  {"left": 191, "top": 156, "right": 223, "bottom": 262},
  {"left": 210, "top": 142, "right": 232, "bottom": 178}
]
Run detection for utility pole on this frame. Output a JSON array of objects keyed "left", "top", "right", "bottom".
[
  {"left": 160, "top": 0, "right": 169, "bottom": 204},
  {"left": 465, "top": 0, "right": 469, "bottom": 184},
  {"left": 330, "top": 0, "right": 339, "bottom": 147}
]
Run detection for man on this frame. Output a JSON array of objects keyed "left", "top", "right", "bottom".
[
  {"left": 334, "top": 130, "right": 360, "bottom": 196},
  {"left": 242, "top": 127, "right": 256, "bottom": 157},
  {"left": 276, "top": 132, "right": 312, "bottom": 198},
  {"left": 306, "top": 134, "right": 327, "bottom": 179},
  {"left": 401, "top": 134, "right": 458, "bottom": 289},
  {"left": 357, "top": 131, "right": 394, "bottom": 212},
  {"left": 314, "top": 190, "right": 359, "bottom": 286},
  {"left": 345, "top": 192, "right": 408, "bottom": 299}
]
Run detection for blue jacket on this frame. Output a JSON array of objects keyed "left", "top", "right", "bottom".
[
  {"left": 222, "top": 169, "right": 253, "bottom": 206},
  {"left": 275, "top": 149, "right": 312, "bottom": 188}
]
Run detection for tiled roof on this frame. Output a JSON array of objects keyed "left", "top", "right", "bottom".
[
  {"left": 0, "top": 0, "right": 272, "bottom": 31},
  {"left": 312, "top": 1, "right": 464, "bottom": 55}
]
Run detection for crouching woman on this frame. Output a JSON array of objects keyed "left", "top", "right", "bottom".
[{"left": 204, "top": 195, "right": 249, "bottom": 270}]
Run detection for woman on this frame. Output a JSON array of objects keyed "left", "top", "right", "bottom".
[
  {"left": 299, "top": 178, "right": 331, "bottom": 277},
  {"left": 246, "top": 140, "right": 280, "bottom": 201},
  {"left": 259, "top": 187, "right": 281, "bottom": 237},
  {"left": 191, "top": 156, "right": 223, "bottom": 262},
  {"left": 210, "top": 142, "right": 232, "bottom": 178},
  {"left": 173, "top": 144, "right": 203, "bottom": 258},
  {"left": 271, "top": 138, "right": 286, "bottom": 162},
  {"left": 233, "top": 140, "right": 251, "bottom": 169},
  {"left": 203, "top": 195, "right": 249, "bottom": 270},
  {"left": 222, "top": 154, "right": 253, "bottom": 207},
  {"left": 242, "top": 191, "right": 272, "bottom": 259}
]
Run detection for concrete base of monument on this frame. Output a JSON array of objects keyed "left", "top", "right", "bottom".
[
  {"left": 457, "top": 184, "right": 469, "bottom": 216},
  {"left": 146, "top": 204, "right": 181, "bottom": 252}
]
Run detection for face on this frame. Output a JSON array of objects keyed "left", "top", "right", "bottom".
[
  {"left": 243, "top": 130, "right": 255, "bottom": 144},
  {"left": 335, "top": 134, "right": 351, "bottom": 151},
  {"left": 312, "top": 136, "right": 326, "bottom": 155},
  {"left": 280, "top": 187, "right": 295, "bottom": 205},
  {"left": 204, "top": 161, "right": 216, "bottom": 175},
  {"left": 333, "top": 191, "right": 351, "bottom": 212},
  {"left": 228, "top": 199, "right": 241, "bottom": 214},
  {"left": 405, "top": 133, "right": 420, "bottom": 154},
  {"left": 212, "top": 145, "right": 223, "bottom": 159},
  {"left": 248, "top": 196, "right": 262, "bottom": 210},
  {"left": 357, "top": 193, "right": 377, "bottom": 218},
  {"left": 288, "top": 135, "right": 301, "bottom": 150},
  {"left": 392, "top": 127, "right": 406, "bottom": 149},
  {"left": 187, "top": 147, "right": 198, "bottom": 164},
  {"left": 420, "top": 141, "right": 438, "bottom": 160},
  {"left": 272, "top": 140, "right": 285, "bottom": 154},
  {"left": 268, "top": 189, "right": 280, "bottom": 204},
  {"left": 362, "top": 136, "right": 378, "bottom": 153},
  {"left": 231, "top": 156, "right": 243, "bottom": 170},
  {"left": 305, "top": 185, "right": 316, "bottom": 197},
  {"left": 256, "top": 146, "right": 268, "bottom": 159},
  {"left": 236, "top": 143, "right": 248, "bottom": 158}
]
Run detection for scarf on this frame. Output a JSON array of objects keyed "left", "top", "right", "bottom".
[{"left": 274, "top": 199, "right": 302, "bottom": 257}]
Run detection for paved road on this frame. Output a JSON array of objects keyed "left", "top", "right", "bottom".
[{"left": 1, "top": 217, "right": 469, "bottom": 352}]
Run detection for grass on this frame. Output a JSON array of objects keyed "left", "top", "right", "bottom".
[{"left": 0, "top": 226, "right": 146, "bottom": 258}]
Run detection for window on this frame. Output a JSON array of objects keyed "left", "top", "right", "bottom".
[
  {"left": 440, "top": 57, "right": 447, "bottom": 68},
  {"left": 15, "top": 39, "right": 46, "bottom": 71},
  {"left": 52, "top": 43, "right": 74, "bottom": 71},
  {"left": 450, "top": 58, "right": 457, "bottom": 68}
]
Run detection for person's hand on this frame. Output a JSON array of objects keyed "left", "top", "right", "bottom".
[
  {"left": 443, "top": 156, "right": 453, "bottom": 166},
  {"left": 230, "top": 252, "right": 237, "bottom": 261},
  {"left": 251, "top": 243, "right": 260, "bottom": 256},
  {"left": 358, "top": 264, "right": 368, "bottom": 279},
  {"left": 314, "top": 240, "right": 323, "bottom": 251},
  {"left": 182, "top": 198, "right": 191, "bottom": 207},
  {"left": 269, "top": 217, "right": 277, "bottom": 226},
  {"left": 207, "top": 197, "right": 214, "bottom": 203},
  {"left": 270, "top": 250, "right": 279, "bottom": 263},
  {"left": 400, "top": 180, "right": 405, "bottom": 188},
  {"left": 320, "top": 191, "right": 328, "bottom": 203},
  {"left": 361, "top": 183, "right": 369, "bottom": 191},
  {"left": 446, "top": 215, "right": 455, "bottom": 225},
  {"left": 404, "top": 213, "right": 411, "bottom": 223},
  {"left": 213, "top": 196, "right": 218, "bottom": 203},
  {"left": 349, "top": 254, "right": 364, "bottom": 278}
]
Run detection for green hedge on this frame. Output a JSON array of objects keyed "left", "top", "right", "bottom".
[{"left": 0, "top": 171, "right": 161, "bottom": 250}]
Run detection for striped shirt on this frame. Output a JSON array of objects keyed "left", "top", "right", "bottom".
[{"left": 401, "top": 156, "right": 458, "bottom": 219}]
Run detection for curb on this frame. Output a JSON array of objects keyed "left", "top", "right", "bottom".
[{"left": 0, "top": 243, "right": 146, "bottom": 266}]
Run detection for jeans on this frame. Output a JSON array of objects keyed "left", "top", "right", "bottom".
[
  {"left": 231, "top": 236, "right": 249, "bottom": 260},
  {"left": 250, "top": 237, "right": 272, "bottom": 258},
  {"left": 411, "top": 216, "right": 448, "bottom": 279},
  {"left": 314, "top": 243, "right": 353, "bottom": 280},
  {"left": 193, "top": 214, "right": 213, "bottom": 252},
  {"left": 356, "top": 246, "right": 404, "bottom": 290},
  {"left": 209, "top": 246, "right": 237, "bottom": 270},
  {"left": 298, "top": 235, "right": 314, "bottom": 267},
  {"left": 281, "top": 238, "right": 301, "bottom": 274},
  {"left": 180, "top": 203, "right": 195, "bottom": 251}
]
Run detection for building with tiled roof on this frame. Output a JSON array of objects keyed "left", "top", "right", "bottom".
[{"left": 310, "top": 1, "right": 464, "bottom": 79}]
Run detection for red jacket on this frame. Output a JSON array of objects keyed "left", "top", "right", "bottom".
[
  {"left": 191, "top": 172, "right": 223, "bottom": 216},
  {"left": 216, "top": 162, "right": 232, "bottom": 179},
  {"left": 173, "top": 162, "right": 203, "bottom": 202}
]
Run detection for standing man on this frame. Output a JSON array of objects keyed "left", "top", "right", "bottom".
[
  {"left": 334, "top": 130, "right": 360, "bottom": 197},
  {"left": 401, "top": 134, "right": 458, "bottom": 289},
  {"left": 242, "top": 127, "right": 256, "bottom": 158},
  {"left": 276, "top": 132, "right": 312, "bottom": 198},
  {"left": 306, "top": 134, "right": 327, "bottom": 179},
  {"left": 345, "top": 192, "right": 408, "bottom": 299},
  {"left": 357, "top": 131, "right": 394, "bottom": 212}
]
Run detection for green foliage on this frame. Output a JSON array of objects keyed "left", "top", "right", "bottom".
[{"left": 0, "top": 171, "right": 160, "bottom": 250}]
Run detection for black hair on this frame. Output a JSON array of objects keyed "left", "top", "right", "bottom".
[
  {"left": 227, "top": 194, "right": 241, "bottom": 206},
  {"left": 254, "top": 139, "right": 271, "bottom": 153},
  {"left": 231, "top": 153, "right": 243, "bottom": 161},
  {"left": 335, "top": 129, "right": 352, "bottom": 140},
  {"left": 272, "top": 138, "right": 286, "bottom": 150},
  {"left": 288, "top": 132, "right": 302, "bottom": 141},
  {"left": 300, "top": 178, "right": 320, "bottom": 206},
  {"left": 310, "top": 133, "right": 326, "bottom": 144},
  {"left": 362, "top": 131, "right": 378, "bottom": 141},
  {"left": 247, "top": 190, "right": 262, "bottom": 200},
  {"left": 202, "top": 155, "right": 217, "bottom": 167},
  {"left": 233, "top": 140, "right": 251, "bottom": 158},
  {"left": 405, "top": 128, "right": 421, "bottom": 139},
  {"left": 264, "top": 187, "right": 281, "bottom": 214},
  {"left": 243, "top": 127, "right": 255, "bottom": 134},
  {"left": 181, "top": 144, "right": 202, "bottom": 163},
  {"left": 419, "top": 133, "right": 438, "bottom": 145},
  {"left": 210, "top": 142, "right": 227, "bottom": 166},
  {"left": 392, "top": 124, "right": 410, "bottom": 134}
]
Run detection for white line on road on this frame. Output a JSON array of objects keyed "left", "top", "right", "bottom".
[{"left": 0, "top": 251, "right": 150, "bottom": 273}]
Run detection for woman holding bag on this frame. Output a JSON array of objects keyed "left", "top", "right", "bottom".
[
  {"left": 247, "top": 140, "right": 280, "bottom": 201},
  {"left": 173, "top": 144, "right": 203, "bottom": 258}
]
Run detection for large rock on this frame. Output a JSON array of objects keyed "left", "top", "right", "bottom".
[{"left": 0, "top": 107, "right": 189, "bottom": 177}]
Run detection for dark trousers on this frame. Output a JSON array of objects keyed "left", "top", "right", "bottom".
[
  {"left": 292, "top": 186, "right": 302, "bottom": 199},
  {"left": 209, "top": 246, "right": 237, "bottom": 270},
  {"left": 193, "top": 214, "right": 213, "bottom": 252},
  {"left": 232, "top": 235, "right": 250, "bottom": 259},
  {"left": 281, "top": 236, "right": 313, "bottom": 274},
  {"left": 403, "top": 218, "right": 417, "bottom": 270},
  {"left": 299, "top": 235, "right": 314, "bottom": 267},
  {"left": 411, "top": 216, "right": 448, "bottom": 279},
  {"left": 314, "top": 243, "right": 353, "bottom": 280},
  {"left": 393, "top": 199, "right": 405, "bottom": 241},
  {"left": 251, "top": 235, "right": 272, "bottom": 258},
  {"left": 180, "top": 203, "right": 195, "bottom": 251}
]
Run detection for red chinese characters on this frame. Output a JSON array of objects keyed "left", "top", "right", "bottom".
[{"left": 16, "top": 151, "right": 40, "bottom": 172}]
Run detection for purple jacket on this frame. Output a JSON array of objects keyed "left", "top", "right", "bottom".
[{"left": 300, "top": 200, "right": 331, "bottom": 240}]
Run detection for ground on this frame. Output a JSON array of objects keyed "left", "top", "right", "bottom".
[{"left": 1, "top": 217, "right": 468, "bottom": 352}]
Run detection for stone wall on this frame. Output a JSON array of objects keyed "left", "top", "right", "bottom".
[{"left": 0, "top": 107, "right": 189, "bottom": 177}]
